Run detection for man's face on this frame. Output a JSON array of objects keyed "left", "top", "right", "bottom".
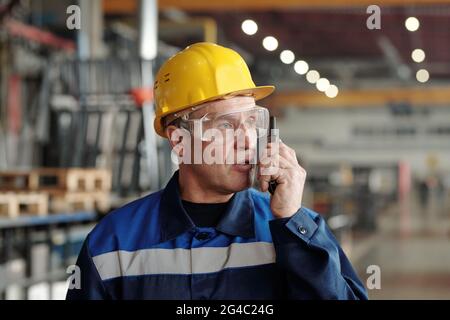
[{"left": 174, "top": 96, "right": 260, "bottom": 194}]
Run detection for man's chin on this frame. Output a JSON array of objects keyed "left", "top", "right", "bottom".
[{"left": 226, "top": 171, "right": 252, "bottom": 192}]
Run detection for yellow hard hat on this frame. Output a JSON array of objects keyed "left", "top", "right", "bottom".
[{"left": 153, "top": 42, "right": 275, "bottom": 137}]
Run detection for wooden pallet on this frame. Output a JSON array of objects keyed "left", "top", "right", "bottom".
[
  {"left": 0, "top": 168, "right": 112, "bottom": 214},
  {"left": 51, "top": 191, "right": 110, "bottom": 213},
  {"left": 0, "top": 168, "right": 112, "bottom": 192},
  {"left": 0, "top": 192, "right": 49, "bottom": 218},
  {"left": 0, "top": 168, "right": 67, "bottom": 192},
  {"left": 65, "top": 168, "right": 112, "bottom": 192},
  {"left": 28, "top": 168, "right": 67, "bottom": 191},
  {"left": 28, "top": 168, "right": 112, "bottom": 193},
  {"left": 0, "top": 171, "right": 32, "bottom": 191}
]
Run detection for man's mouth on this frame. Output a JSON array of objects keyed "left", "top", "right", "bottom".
[{"left": 232, "top": 160, "right": 253, "bottom": 172}]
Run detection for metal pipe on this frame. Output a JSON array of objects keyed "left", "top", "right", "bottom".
[{"left": 139, "top": 0, "right": 160, "bottom": 189}]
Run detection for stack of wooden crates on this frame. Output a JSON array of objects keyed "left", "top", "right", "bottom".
[{"left": 0, "top": 168, "right": 111, "bottom": 218}]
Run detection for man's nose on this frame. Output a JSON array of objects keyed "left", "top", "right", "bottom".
[{"left": 234, "top": 126, "right": 256, "bottom": 150}]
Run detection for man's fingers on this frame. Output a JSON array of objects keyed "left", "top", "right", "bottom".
[
  {"left": 260, "top": 179, "right": 269, "bottom": 192},
  {"left": 258, "top": 140, "right": 305, "bottom": 193},
  {"left": 258, "top": 157, "right": 293, "bottom": 189},
  {"left": 266, "top": 142, "right": 298, "bottom": 165},
  {"left": 259, "top": 154, "right": 292, "bottom": 170}
]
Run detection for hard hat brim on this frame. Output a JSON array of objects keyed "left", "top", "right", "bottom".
[{"left": 154, "top": 85, "right": 275, "bottom": 138}]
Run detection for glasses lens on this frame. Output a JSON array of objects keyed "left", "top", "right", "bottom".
[
  {"left": 203, "top": 108, "right": 267, "bottom": 135},
  {"left": 183, "top": 107, "right": 269, "bottom": 141}
]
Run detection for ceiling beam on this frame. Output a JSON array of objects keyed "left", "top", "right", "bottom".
[
  {"left": 103, "top": 0, "right": 137, "bottom": 14},
  {"left": 159, "top": 18, "right": 217, "bottom": 43},
  {"left": 160, "top": 0, "right": 450, "bottom": 10},
  {"left": 266, "top": 86, "right": 450, "bottom": 108},
  {"left": 103, "top": 0, "right": 450, "bottom": 14}
]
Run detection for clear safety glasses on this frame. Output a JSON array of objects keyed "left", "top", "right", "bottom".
[{"left": 177, "top": 106, "right": 269, "bottom": 141}]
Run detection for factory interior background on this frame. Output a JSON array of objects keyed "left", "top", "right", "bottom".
[{"left": 1, "top": 0, "right": 450, "bottom": 300}]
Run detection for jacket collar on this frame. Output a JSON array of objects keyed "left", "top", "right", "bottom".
[{"left": 159, "top": 170, "right": 255, "bottom": 242}]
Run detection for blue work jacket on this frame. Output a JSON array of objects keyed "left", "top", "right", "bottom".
[{"left": 66, "top": 171, "right": 368, "bottom": 300}]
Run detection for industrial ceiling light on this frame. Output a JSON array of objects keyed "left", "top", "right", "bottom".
[
  {"left": 241, "top": 19, "right": 258, "bottom": 35},
  {"left": 316, "top": 78, "right": 330, "bottom": 92},
  {"left": 262, "top": 36, "right": 278, "bottom": 51},
  {"left": 306, "top": 70, "right": 320, "bottom": 84},
  {"left": 416, "top": 69, "right": 429, "bottom": 83},
  {"left": 280, "top": 50, "right": 295, "bottom": 64},
  {"left": 411, "top": 49, "right": 425, "bottom": 63},
  {"left": 294, "top": 60, "right": 309, "bottom": 75},
  {"left": 325, "top": 85, "right": 339, "bottom": 98},
  {"left": 405, "top": 17, "right": 420, "bottom": 32}
]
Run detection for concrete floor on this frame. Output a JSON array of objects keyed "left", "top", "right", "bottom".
[{"left": 353, "top": 192, "right": 450, "bottom": 299}]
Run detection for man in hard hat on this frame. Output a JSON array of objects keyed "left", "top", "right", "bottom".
[{"left": 67, "top": 43, "right": 367, "bottom": 300}]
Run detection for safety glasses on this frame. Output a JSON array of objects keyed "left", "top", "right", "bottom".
[{"left": 177, "top": 105, "right": 269, "bottom": 141}]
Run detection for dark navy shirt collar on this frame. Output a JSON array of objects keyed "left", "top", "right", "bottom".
[{"left": 159, "top": 171, "right": 255, "bottom": 242}]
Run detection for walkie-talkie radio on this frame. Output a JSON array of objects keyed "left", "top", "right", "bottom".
[
  {"left": 250, "top": 115, "right": 279, "bottom": 194},
  {"left": 267, "top": 116, "right": 278, "bottom": 195}
]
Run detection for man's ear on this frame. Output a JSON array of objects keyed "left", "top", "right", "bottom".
[
  {"left": 166, "top": 125, "right": 183, "bottom": 159},
  {"left": 166, "top": 125, "right": 191, "bottom": 149},
  {"left": 166, "top": 125, "right": 181, "bottom": 149},
  {"left": 166, "top": 125, "right": 192, "bottom": 163}
]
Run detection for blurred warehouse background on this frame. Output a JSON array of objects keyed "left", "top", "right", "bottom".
[{"left": 0, "top": 0, "right": 450, "bottom": 299}]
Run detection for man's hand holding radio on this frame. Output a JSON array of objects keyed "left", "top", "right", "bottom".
[{"left": 259, "top": 141, "right": 306, "bottom": 219}]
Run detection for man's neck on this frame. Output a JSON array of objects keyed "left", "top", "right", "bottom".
[{"left": 178, "top": 169, "right": 234, "bottom": 204}]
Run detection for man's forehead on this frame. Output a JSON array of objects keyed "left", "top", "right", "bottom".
[{"left": 191, "top": 96, "right": 256, "bottom": 117}]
